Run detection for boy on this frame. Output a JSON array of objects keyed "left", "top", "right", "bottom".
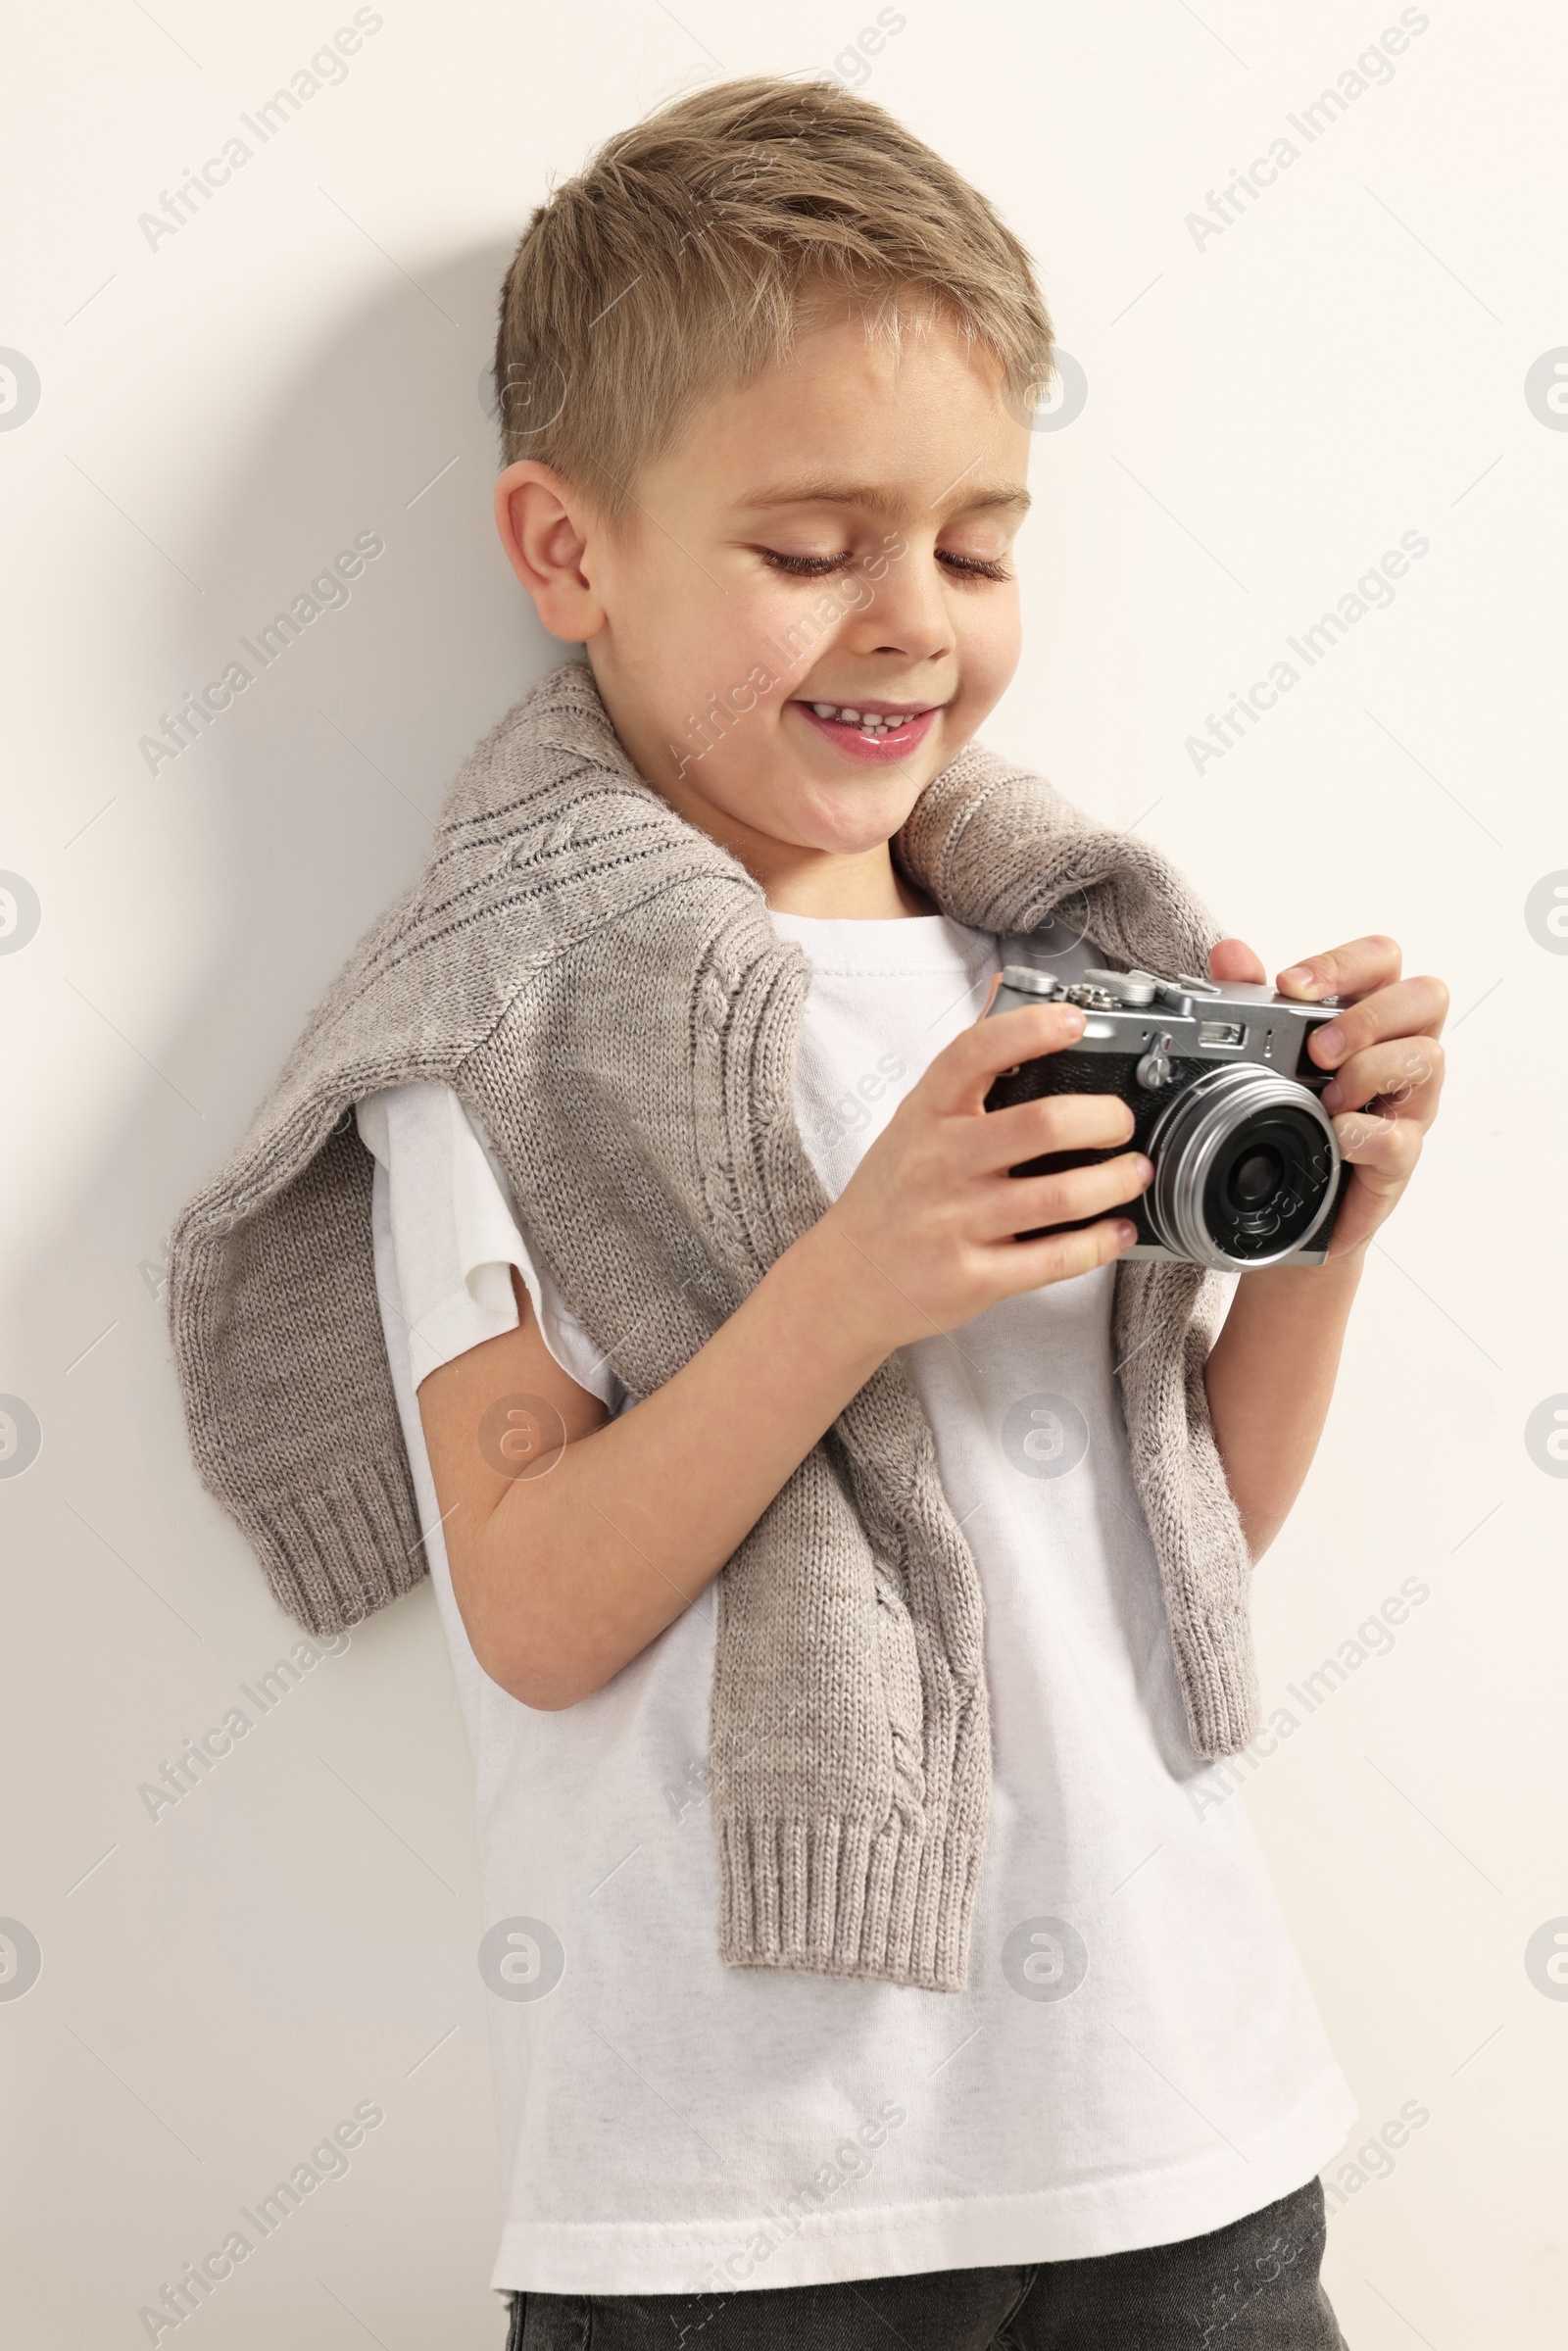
[{"left": 169, "top": 75, "right": 1447, "bottom": 2350}]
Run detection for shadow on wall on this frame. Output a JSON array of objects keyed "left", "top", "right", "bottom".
[
  {"left": 23, "top": 240, "right": 575, "bottom": 1655},
  {"left": 160, "top": 237, "right": 573, "bottom": 1142}
]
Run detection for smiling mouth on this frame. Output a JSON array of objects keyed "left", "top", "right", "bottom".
[
  {"left": 798, "top": 698, "right": 937, "bottom": 736},
  {"left": 789, "top": 697, "right": 944, "bottom": 764}
]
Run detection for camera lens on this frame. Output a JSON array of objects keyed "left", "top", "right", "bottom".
[
  {"left": 1228, "top": 1147, "right": 1283, "bottom": 1208},
  {"left": 1145, "top": 1069, "right": 1340, "bottom": 1270}
]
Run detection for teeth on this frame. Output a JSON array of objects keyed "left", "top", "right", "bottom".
[{"left": 807, "top": 703, "right": 914, "bottom": 732}]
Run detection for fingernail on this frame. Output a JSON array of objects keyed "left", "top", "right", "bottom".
[
  {"left": 1321, "top": 1081, "right": 1343, "bottom": 1109},
  {"left": 1280, "top": 964, "right": 1319, "bottom": 993},
  {"left": 1116, "top": 1221, "right": 1138, "bottom": 1245},
  {"left": 1314, "top": 1024, "right": 1344, "bottom": 1061},
  {"left": 1134, "top": 1155, "right": 1152, "bottom": 1185}
]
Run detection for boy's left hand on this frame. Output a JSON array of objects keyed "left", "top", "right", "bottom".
[{"left": 1206, "top": 934, "right": 1448, "bottom": 1260}]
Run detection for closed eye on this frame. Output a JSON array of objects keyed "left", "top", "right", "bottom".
[
  {"left": 758, "top": 550, "right": 850, "bottom": 577},
  {"left": 938, "top": 551, "right": 1012, "bottom": 582},
  {"left": 758, "top": 548, "right": 1012, "bottom": 582}
]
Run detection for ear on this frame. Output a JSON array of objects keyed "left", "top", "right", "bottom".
[{"left": 493, "top": 462, "right": 605, "bottom": 641}]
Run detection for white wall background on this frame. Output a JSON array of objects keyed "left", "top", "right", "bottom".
[{"left": 3, "top": 2, "right": 1565, "bottom": 2343}]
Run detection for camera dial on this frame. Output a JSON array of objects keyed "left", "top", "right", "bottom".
[{"left": 1135, "top": 1034, "right": 1175, "bottom": 1091}]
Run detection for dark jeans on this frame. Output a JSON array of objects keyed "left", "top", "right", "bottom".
[{"left": 506, "top": 2175, "right": 1346, "bottom": 2347}]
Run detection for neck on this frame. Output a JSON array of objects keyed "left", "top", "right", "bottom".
[{"left": 763, "top": 850, "right": 938, "bottom": 919}]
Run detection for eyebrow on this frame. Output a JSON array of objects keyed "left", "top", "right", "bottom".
[{"left": 738, "top": 477, "right": 1032, "bottom": 519}]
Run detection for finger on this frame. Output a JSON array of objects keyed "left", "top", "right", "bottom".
[
  {"left": 1208, "top": 935, "right": 1266, "bottom": 986},
  {"left": 1320, "top": 1033, "right": 1446, "bottom": 1123},
  {"left": 1276, "top": 935, "right": 1402, "bottom": 1003},
  {"left": 968, "top": 1088, "right": 1136, "bottom": 1173},
  {"left": 976, "top": 1151, "right": 1152, "bottom": 1243},
  {"left": 972, "top": 971, "right": 1004, "bottom": 1023},
  {"left": 1334, "top": 1108, "right": 1424, "bottom": 1191},
  {"left": 1305, "top": 974, "right": 1450, "bottom": 1071},
  {"left": 1001, "top": 1213, "right": 1140, "bottom": 1292},
  {"left": 926, "top": 998, "right": 1088, "bottom": 1117}
]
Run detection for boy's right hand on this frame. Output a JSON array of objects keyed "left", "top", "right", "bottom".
[{"left": 817, "top": 975, "right": 1153, "bottom": 1353}]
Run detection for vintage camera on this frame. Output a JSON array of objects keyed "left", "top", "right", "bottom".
[{"left": 983, "top": 965, "right": 1352, "bottom": 1271}]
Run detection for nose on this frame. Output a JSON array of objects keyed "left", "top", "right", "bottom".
[{"left": 844, "top": 540, "right": 954, "bottom": 668}]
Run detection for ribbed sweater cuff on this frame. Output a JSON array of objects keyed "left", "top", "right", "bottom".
[
  {"left": 239, "top": 1455, "right": 426, "bottom": 1637},
  {"left": 1170, "top": 1603, "right": 1261, "bottom": 1759},
  {"left": 716, "top": 1810, "right": 985, "bottom": 1993}
]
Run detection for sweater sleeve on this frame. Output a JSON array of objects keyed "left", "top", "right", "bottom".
[{"left": 354, "top": 1082, "right": 627, "bottom": 1412}]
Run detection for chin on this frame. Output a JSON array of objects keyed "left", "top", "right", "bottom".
[{"left": 788, "top": 777, "right": 928, "bottom": 850}]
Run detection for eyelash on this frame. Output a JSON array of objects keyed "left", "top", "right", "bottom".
[{"left": 759, "top": 548, "right": 1012, "bottom": 584}]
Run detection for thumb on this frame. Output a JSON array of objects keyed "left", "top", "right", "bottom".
[{"left": 1208, "top": 935, "right": 1266, "bottom": 986}]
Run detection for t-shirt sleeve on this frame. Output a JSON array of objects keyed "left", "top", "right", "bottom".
[{"left": 353, "top": 1081, "right": 626, "bottom": 1413}]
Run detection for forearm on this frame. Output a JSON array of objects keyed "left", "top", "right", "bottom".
[
  {"left": 1203, "top": 1248, "right": 1365, "bottom": 1560},
  {"left": 474, "top": 1219, "right": 893, "bottom": 1707}
]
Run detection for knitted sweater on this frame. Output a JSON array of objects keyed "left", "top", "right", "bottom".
[{"left": 166, "top": 661, "right": 1258, "bottom": 1993}]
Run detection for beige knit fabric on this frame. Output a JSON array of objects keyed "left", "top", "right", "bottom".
[{"left": 166, "top": 661, "right": 1258, "bottom": 1993}]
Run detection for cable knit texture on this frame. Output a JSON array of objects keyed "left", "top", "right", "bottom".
[{"left": 166, "top": 661, "right": 1258, "bottom": 1993}]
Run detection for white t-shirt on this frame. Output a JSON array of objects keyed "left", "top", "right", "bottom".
[{"left": 354, "top": 906, "right": 1356, "bottom": 2300}]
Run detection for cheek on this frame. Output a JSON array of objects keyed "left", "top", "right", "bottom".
[
  {"left": 951, "top": 586, "right": 1022, "bottom": 705},
  {"left": 679, "top": 582, "right": 839, "bottom": 715},
  {"left": 664, "top": 612, "right": 787, "bottom": 726}
]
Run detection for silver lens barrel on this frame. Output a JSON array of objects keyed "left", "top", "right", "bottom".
[{"left": 1145, "top": 1066, "right": 1342, "bottom": 1272}]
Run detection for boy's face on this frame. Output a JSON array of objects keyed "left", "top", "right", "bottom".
[{"left": 506, "top": 304, "right": 1033, "bottom": 894}]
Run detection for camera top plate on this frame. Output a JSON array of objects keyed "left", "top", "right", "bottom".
[{"left": 992, "top": 964, "right": 1343, "bottom": 1082}]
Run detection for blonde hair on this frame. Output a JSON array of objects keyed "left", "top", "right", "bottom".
[{"left": 493, "top": 75, "right": 1053, "bottom": 514}]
